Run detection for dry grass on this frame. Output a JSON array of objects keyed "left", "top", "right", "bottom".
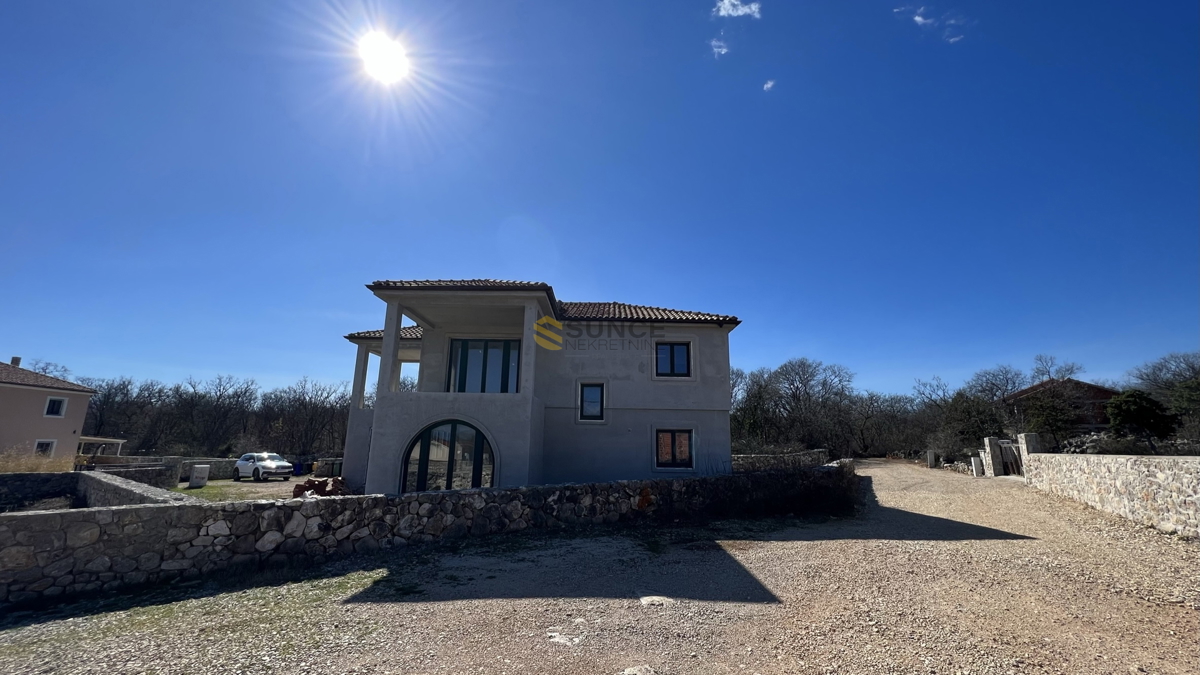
[{"left": 0, "top": 449, "right": 75, "bottom": 474}]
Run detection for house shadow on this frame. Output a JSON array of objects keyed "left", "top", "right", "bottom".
[
  {"left": 0, "top": 475, "right": 1033, "bottom": 629},
  {"left": 339, "top": 474, "right": 1033, "bottom": 607}
]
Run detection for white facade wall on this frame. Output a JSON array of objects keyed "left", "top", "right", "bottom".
[{"left": 344, "top": 293, "right": 736, "bottom": 495}]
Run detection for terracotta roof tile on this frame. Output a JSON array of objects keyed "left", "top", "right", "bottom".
[
  {"left": 368, "top": 279, "right": 551, "bottom": 291},
  {"left": 0, "top": 362, "right": 96, "bottom": 393},
  {"left": 346, "top": 298, "right": 739, "bottom": 341},
  {"left": 345, "top": 326, "right": 422, "bottom": 341},
  {"left": 559, "top": 301, "right": 738, "bottom": 324}
]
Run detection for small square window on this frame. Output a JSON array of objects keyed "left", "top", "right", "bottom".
[
  {"left": 655, "top": 343, "right": 691, "bottom": 377},
  {"left": 655, "top": 430, "right": 693, "bottom": 468},
  {"left": 35, "top": 440, "right": 56, "bottom": 456},
  {"left": 580, "top": 384, "right": 604, "bottom": 421},
  {"left": 44, "top": 397, "right": 66, "bottom": 417}
]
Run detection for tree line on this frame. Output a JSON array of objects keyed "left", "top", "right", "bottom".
[
  {"left": 731, "top": 352, "right": 1200, "bottom": 459},
  {"left": 24, "top": 350, "right": 1199, "bottom": 462},
  {"left": 74, "top": 375, "right": 352, "bottom": 460}
]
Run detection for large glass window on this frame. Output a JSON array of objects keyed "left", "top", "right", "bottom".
[
  {"left": 580, "top": 383, "right": 604, "bottom": 420},
  {"left": 655, "top": 343, "right": 691, "bottom": 377},
  {"left": 402, "top": 420, "right": 495, "bottom": 492},
  {"left": 447, "top": 339, "right": 520, "bottom": 393},
  {"left": 655, "top": 429, "right": 693, "bottom": 468}
]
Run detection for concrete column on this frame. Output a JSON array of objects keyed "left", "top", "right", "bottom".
[
  {"left": 351, "top": 343, "right": 370, "bottom": 408},
  {"left": 1016, "top": 433, "right": 1041, "bottom": 485},
  {"left": 376, "top": 300, "right": 404, "bottom": 394},
  {"left": 519, "top": 301, "right": 539, "bottom": 396},
  {"left": 982, "top": 437, "right": 1004, "bottom": 477}
]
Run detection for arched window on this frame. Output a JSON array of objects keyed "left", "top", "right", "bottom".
[{"left": 402, "top": 420, "right": 495, "bottom": 493}]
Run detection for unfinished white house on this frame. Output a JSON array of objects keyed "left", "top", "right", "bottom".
[{"left": 341, "top": 280, "right": 740, "bottom": 495}]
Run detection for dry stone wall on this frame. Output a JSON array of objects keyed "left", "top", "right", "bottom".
[
  {"left": 0, "top": 474, "right": 79, "bottom": 512},
  {"left": 1024, "top": 453, "right": 1198, "bottom": 538},
  {"left": 0, "top": 464, "right": 856, "bottom": 609},
  {"left": 76, "top": 471, "right": 201, "bottom": 508},
  {"left": 0, "top": 472, "right": 197, "bottom": 512},
  {"left": 93, "top": 466, "right": 179, "bottom": 490},
  {"left": 180, "top": 458, "right": 238, "bottom": 481},
  {"left": 731, "top": 450, "right": 830, "bottom": 473}
]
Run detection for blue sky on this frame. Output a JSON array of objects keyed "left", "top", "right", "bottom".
[{"left": 1, "top": 1, "right": 1196, "bottom": 393}]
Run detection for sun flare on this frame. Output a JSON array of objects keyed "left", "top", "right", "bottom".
[{"left": 358, "top": 31, "right": 409, "bottom": 84}]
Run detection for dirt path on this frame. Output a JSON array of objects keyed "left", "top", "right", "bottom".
[{"left": 2, "top": 460, "right": 1196, "bottom": 674}]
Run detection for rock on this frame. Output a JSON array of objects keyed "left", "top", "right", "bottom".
[
  {"left": 230, "top": 512, "right": 257, "bottom": 536},
  {"left": 303, "top": 517, "right": 326, "bottom": 540},
  {"left": 137, "top": 552, "right": 162, "bottom": 570},
  {"left": 639, "top": 596, "right": 675, "bottom": 607},
  {"left": 259, "top": 508, "right": 287, "bottom": 532},
  {"left": 207, "top": 520, "right": 231, "bottom": 537},
  {"left": 15, "top": 530, "right": 64, "bottom": 552},
  {"left": 353, "top": 536, "right": 380, "bottom": 553},
  {"left": 0, "top": 542, "right": 34, "bottom": 569},
  {"left": 283, "top": 511, "right": 307, "bottom": 538},
  {"left": 61, "top": 521, "right": 102, "bottom": 548},
  {"left": 82, "top": 555, "right": 112, "bottom": 573},
  {"left": 255, "top": 531, "right": 285, "bottom": 552},
  {"left": 166, "top": 527, "right": 197, "bottom": 545},
  {"left": 44, "top": 557, "right": 75, "bottom": 577},
  {"left": 160, "top": 558, "right": 193, "bottom": 571}
]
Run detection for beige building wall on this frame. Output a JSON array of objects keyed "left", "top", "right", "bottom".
[{"left": 0, "top": 384, "right": 91, "bottom": 459}]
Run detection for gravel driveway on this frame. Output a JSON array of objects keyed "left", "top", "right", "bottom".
[{"left": 1, "top": 459, "right": 1196, "bottom": 675}]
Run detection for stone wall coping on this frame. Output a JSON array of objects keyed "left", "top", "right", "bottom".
[{"left": 1031, "top": 453, "right": 1200, "bottom": 460}]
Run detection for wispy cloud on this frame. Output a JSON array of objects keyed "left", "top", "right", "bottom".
[
  {"left": 894, "top": 5, "right": 971, "bottom": 43},
  {"left": 710, "top": 38, "right": 729, "bottom": 58},
  {"left": 713, "top": 0, "right": 761, "bottom": 19},
  {"left": 763, "top": 80, "right": 775, "bottom": 91}
]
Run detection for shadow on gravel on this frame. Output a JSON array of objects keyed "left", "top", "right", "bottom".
[
  {"left": 342, "top": 475, "right": 1033, "bottom": 606},
  {"left": 0, "top": 475, "right": 1032, "bottom": 629},
  {"left": 778, "top": 475, "right": 1038, "bottom": 543}
]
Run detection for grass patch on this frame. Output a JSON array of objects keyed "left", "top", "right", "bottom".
[
  {"left": 0, "top": 450, "right": 74, "bottom": 473},
  {"left": 170, "top": 480, "right": 289, "bottom": 502}
]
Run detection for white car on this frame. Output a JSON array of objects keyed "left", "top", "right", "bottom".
[{"left": 233, "top": 453, "right": 293, "bottom": 482}]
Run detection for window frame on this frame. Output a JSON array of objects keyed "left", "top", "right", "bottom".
[
  {"left": 44, "top": 396, "right": 67, "bottom": 418},
  {"left": 401, "top": 420, "right": 496, "bottom": 493},
  {"left": 446, "top": 338, "right": 521, "bottom": 393},
  {"left": 654, "top": 342, "right": 692, "bottom": 378},
  {"left": 654, "top": 429, "right": 694, "bottom": 469},
  {"left": 34, "top": 439, "right": 57, "bottom": 456},
  {"left": 578, "top": 383, "right": 605, "bottom": 421}
]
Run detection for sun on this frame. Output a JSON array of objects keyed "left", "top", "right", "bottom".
[{"left": 358, "top": 31, "right": 409, "bottom": 84}]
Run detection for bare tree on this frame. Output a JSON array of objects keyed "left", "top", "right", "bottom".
[
  {"left": 1128, "top": 352, "right": 1200, "bottom": 400},
  {"left": 963, "top": 365, "right": 1030, "bottom": 403},
  {"left": 1031, "top": 354, "right": 1083, "bottom": 382},
  {"left": 27, "top": 359, "right": 72, "bottom": 381},
  {"left": 913, "top": 376, "right": 954, "bottom": 411},
  {"left": 172, "top": 376, "right": 259, "bottom": 456},
  {"left": 257, "top": 377, "right": 351, "bottom": 460}
]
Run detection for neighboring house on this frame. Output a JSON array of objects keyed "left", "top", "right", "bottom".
[
  {"left": 0, "top": 357, "right": 95, "bottom": 459},
  {"left": 1005, "top": 377, "right": 1121, "bottom": 434},
  {"left": 341, "top": 279, "right": 740, "bottom": 495}
]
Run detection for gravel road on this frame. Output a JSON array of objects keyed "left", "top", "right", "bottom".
[{"left": 2, "top": 459, "right": 1196, "bottom": 675}]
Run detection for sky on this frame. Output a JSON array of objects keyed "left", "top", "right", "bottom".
[{"left": 1, "top": 0, "right": 1197, "bottom": 394}]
